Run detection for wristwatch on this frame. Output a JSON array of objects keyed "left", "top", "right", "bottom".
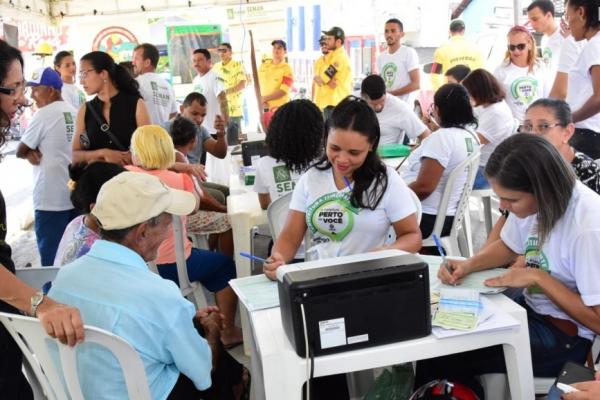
[{"left": 30, "top": 291, "right": 45, "bottom": 317}]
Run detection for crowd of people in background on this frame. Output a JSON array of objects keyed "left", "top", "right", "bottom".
[{"left": 2, "top": 0, "right": 600, "bottom": 398}]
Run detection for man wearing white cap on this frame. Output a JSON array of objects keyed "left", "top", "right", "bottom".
[
  {"left": 16, "top": 67, "right": 78, "bottom": 266},
  {"left": 48, "top": 171, "right": 248, "bottom": 399}
]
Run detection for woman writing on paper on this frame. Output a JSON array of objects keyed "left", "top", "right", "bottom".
[
  {"left": 263, "top": 96, "right": 421, "bottom": 279},
  {"left": 416, "top": 134, "right": 600, "bottom": 398}
]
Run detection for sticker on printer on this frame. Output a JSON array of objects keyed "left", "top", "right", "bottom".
[
  {"left": 306, "top": 192, "right": 359, "bottom": 242},
  {"left": 319, "top": 318, "right": 347, "bottom": 349},
  {"left": 347, "top": 334, "right": 369, "bottom": 345}
]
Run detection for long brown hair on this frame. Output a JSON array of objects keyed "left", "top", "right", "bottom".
[{"left": 0, "top": 40, "right": 24, "bottom": 147}]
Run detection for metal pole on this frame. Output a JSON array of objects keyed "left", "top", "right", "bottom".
[{"left": 513, "top": 0, "right": 522, "bottom": 25}]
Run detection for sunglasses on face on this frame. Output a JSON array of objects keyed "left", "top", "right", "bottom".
[{"left": 508, "top": 43, "right": 527, "bottom": 51}]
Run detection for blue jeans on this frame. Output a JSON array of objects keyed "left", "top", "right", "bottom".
[
  {"left": 415, "top": 296, "right": 592, "bottom": 398},
  {"left": 157, "top": 247, "right": 236, "bottom": 292},
  {"left": 34, "top": 209, "right": 78, "bottom": 266},
  {"left": 473, "top": 166, "right": 490, "bottom": 189}
]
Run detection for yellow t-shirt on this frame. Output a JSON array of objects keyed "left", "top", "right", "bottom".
[
  {"left": 213, "top": 60, "right": 246, "bottom": 118},
  {"left": 431, "top": 36, "right": 484, "bottom": 90},
  {"left": 316, "top": 46, "right": 352, "bottom": 108},
  {"left": 313, "top": 55, "right": 328, "bottom": 110},
  {"left": 258, "top": 60, "right": 294, "bottom": 109}
]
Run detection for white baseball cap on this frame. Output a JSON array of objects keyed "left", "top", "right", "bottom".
[{"left": 92, "top": 171, "right": 195, "bottom": 230}]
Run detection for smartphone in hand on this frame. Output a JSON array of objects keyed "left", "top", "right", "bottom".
[{"left": 547, "top": 361, "right": 595, "bottom": 400}]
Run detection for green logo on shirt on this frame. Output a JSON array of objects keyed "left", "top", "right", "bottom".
[
  {"left": 306, "top": 192, "right": 359, "bottom": 242},
  {"left": 273, "top": 165, "right": 295, "bottom": 193},
  {"left": 63, "top": 112, "right": 73, "bottom": 124},
  {"left": 524, "top": 235, "right": 549, "bottom": 294},
  {"left": 510, "top": 77, "right": 539, "bottom": 105},
  {"left": 465, "top": 137, "right": 474, "bottom": 154},
  {"left": 381, "top": 63, "right": 398, "bottom": 89},
  {"left": 151, "top": 81, "right": 158, "bottom": 90}
]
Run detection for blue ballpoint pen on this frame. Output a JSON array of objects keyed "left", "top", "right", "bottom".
[
  {"left": 239, "top": 252, "right": 267, "bottom": 264},
  {"left": 342, "top": 176, "right": 352, "bottom": 190},
  {"left": 432, "top": 234, "right": 453, "bottom": 275}
]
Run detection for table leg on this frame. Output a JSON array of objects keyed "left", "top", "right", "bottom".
[{"left": 502, "top": 327, "right": 534, "bottom": 399}]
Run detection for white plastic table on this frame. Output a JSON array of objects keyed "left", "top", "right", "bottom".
[{"left": 246, "top": 291, "right": 534, "bottom": 400}]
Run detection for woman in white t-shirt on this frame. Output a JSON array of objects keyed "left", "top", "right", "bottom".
[
  {"left": 263, "top": 96, "right": 421, "bottom": 279},
  {"left": 494, "top": 25, "right": 549, "bottom": 122},
  {"left": 564, "top": 0, "right": 600, "bottom": 159},
  {"left": 462, "top": 68, "right": 516, "bottom": 189},
  {"left": 254, "top": 99, "right": 324, "bottom": 210},
  {"left": 402, "top": 83, "right": 480, "bottom": 241},
  {"left": 53, "top": 51, "right": 86, "bottom": 110},
  {"left": 417, "top": 134, "right": 600, "bottom": 396}
]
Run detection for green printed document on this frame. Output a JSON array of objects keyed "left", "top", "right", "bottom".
[
  {"left": 432, "top": 311, "right": 479, "bottom": 330},
  {"left": 229, "top": 274, "right": 280, "bottom": 311},
  {"left": 417, "top": 255, "right": 507, "bottom": 294},
  {"left": 432, "top": 287, "right": 482, "bottom": 331}
]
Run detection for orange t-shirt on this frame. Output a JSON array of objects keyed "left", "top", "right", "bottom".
[{"left": 126, "top": 165, "right": 194, "bottom": 264}]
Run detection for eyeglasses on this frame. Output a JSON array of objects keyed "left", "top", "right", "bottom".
[
  {"left": 517, "top": 123, "right": 563, "bottom": 134},
  {"left": 217, "top": 48, "right": 229, "bottom": 53},
  {"left": 508, "top": 43, "right": 527, "bottom": 52},
  {"left": 78, "top": 68, "right": 96, "bottom": 80},
  {"left": 0, "top": 80, "right": 29, "bottom": 97}
]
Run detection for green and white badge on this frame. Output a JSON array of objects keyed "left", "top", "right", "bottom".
[{"left": 306, "top": 192, "right": 359, "bottom": 242}]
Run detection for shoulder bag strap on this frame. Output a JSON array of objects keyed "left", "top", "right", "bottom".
[{"left": 85, "top": 102, "right": 127, "bottom": 151}]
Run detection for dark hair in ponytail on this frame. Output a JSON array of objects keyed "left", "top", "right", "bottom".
[
  {"left": 316, "top": 96, "right": 387, "bottom": 210},
  {"left": 80, "top": 51, "right": 141, "bottom": 97},
  {"left": 53, "top": 50, "right": 73, "bottom": 70},
  {"left": 69, "top": 162, "right": 126, "bottom": 213}
]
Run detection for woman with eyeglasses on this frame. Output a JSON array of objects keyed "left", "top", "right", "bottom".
[
  {"left": 72, "top": 51, "right": 150, "bottom": 166},
  {"left": 462, "top": 68, "right": 516, "bottom": 190},
  {"left": 481, "top": 98, "right": 600, "bottom": 256},
  {"left": 402, "top": 83, "right": 481, "bottom": 242},
  {"left": 417, "top": 134, "right": 600, "bottom": 398},
  {"left": 564, "top": 0, "right": 600, "bottom": 159},
  {"left": 54, "top": 50, "right": 86, "bottom": 110},
  {"left": 264, "top": 96, "right": 421, "bottom": 278},
  {"left": 494, "top": 25, "right": 550, "bottom": 121},
  {"left": 0, "top": 39, "right": 84, "bottom": 399}
]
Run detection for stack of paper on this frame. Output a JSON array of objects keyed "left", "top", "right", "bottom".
[
  {"left": 433, "top": 288, "right": 482, "bottom": 330},
  {"left": 229, "top": 274, "right": 280, "bottom": 311}
]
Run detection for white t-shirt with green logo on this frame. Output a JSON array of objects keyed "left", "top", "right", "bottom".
[
  {"left": 137, "top": 72, "right": 178, "bottom": 125},
  {"left": 253, "top": 156, "right": 302, "bottom": 201},
  {"left": 540, "top": 28, "right": 564, "bottom": 74},
  {"left": 61, "top": 82, "right": 86, "bottom": 111},
  {"left": 500, "top": 182, "right": 600, "bottom": 341},
  {"left": 290, "top": 165, "right": 416, "bottom": 259},
  {"left": 402, "top": 127, "right": 480, "bottom": 216},
  {"left": 376, "top": 46, "right": 420, "bottom": 103},
  {"left": 20, "top": 100, "right": 76, "bottom": 211},
  {"left": 494, "top": 61, "right": 549, "bottom": 122}
]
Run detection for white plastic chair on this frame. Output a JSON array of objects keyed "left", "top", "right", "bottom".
[
  {"left": 0, "top": 312, "right": 151, "bottom": 400},
  {"left": 469, "top": 188, "right": 496, "bottom": 235},
  {"left": 172, "top": 215, "right": 209, "bottom": 309},
  {"left": 266, "top": 192, "right": 293, "bottom": 239},
  {"left": 422, "top": 151, "right": 481, "bottom": 257},
  {"left": 15, "top": 267, "right": 59, "bottom": 290}
]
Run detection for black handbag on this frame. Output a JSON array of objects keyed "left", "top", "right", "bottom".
[{"left": 84, "top": 102, "right": 127, "bottom": 151}]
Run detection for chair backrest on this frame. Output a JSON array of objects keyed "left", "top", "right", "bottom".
[
  {"left": 408, "top": 188, "right": 422, "bottom": 225},
  {"left": 0, "top": 312, "right": 151, "bottom": 400},
  {"left": 425, "top": 150, "right": 481, "bottom": 241},
  {"left": 15, "top": 267, "right": 60, "bottom": 290},
  {"left": 267, "top": 192, "right": 293, "bottom": 240},
  {"left": 172, "top": 215, "right": 194, "bottom": 296}
]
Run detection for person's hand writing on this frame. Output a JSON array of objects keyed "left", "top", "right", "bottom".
[
  {"left": 437, "top": 258, "right": 471, "bottom": 285},
  {"left": 263, "top": 252, "right": 285, "bottom": 281},
  {"left": 26, "top": 149, "right": 42, "bottom": 165},
  {"left": 37, "top": 298, "right": 84, "bottom": 347},
  {"left": 484, "top": 267, "right": 541, "bottom": 288}
]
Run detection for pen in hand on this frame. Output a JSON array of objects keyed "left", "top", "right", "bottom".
[
  {"left": 239, "top": 252, "right": 267, "bottom": 264},
  {"left": 432, "top": 234, "right": 455, "bottom": 281}
]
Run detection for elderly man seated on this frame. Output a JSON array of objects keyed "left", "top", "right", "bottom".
[{"left": 48, "top": 171, "right": 248, "bottom": 400}]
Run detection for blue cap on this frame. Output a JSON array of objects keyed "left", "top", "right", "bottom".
[{"left": 27, "top": 67, "right": 63, "bottom": 90}]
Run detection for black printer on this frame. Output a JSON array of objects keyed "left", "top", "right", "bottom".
[{"left": 277, "top": 251, "right": 431, "bottom": 357}]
